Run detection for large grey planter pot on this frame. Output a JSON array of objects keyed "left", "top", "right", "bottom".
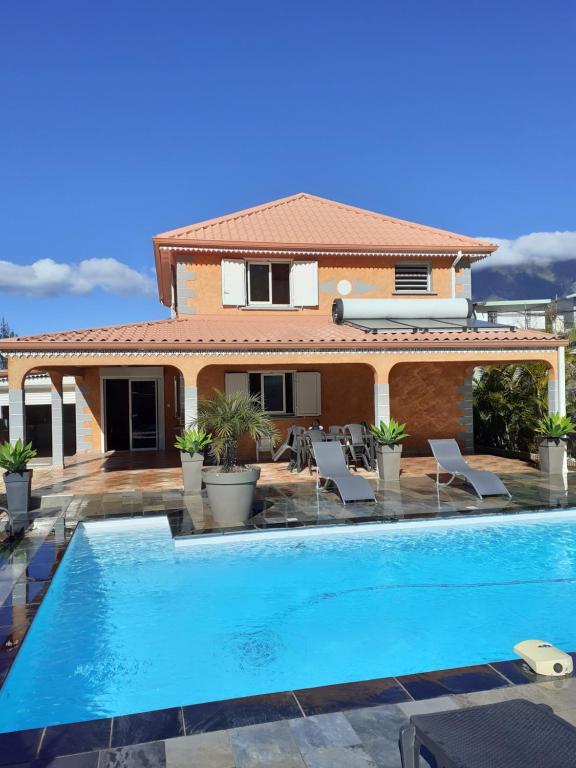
[
  {"left": 376, "top": 444, "right": 402, "bottom": 481},
  {"left": 539, "top": 439, "right": 566, "bottom": 475},
  {"left": 202, "top": 466, "right": 260, "bottom": 526},
  {"left": 180, "top": 452, "right": 204, "bottom": 493},
  {"left": 3, "top": 469, "right": 32, "bottom": 533}
]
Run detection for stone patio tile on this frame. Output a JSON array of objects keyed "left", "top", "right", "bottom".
[
  {"left": 554, "top": 708, "right": 576, "bottom": 726},
  {"left": 453, "top": 683, "right": 548, "bottom": 708},
  {"left": 289, "top": 712, "right": 361, "bottom": 752},
  {"left": 165, "top": 731, "right": 234, "bottom": 768},
  {"left": 99, "top": 741, "right": 166, "bottom": 768},
  {"left": 397, "top": 695, "right": 460, "bottom": 717},
  {"left": 359, "top": 736, "right": 402, "bottom": 768},
  {"left": 230, "top": 721, "right": 305, "bottom": 767},
  {"left": 302, "top": 744, "right": 377, "bottom": 768},
  {"left": 344, "top": 705, "right": 407, "bottom": 768},
  {"left": 344, "top": 705, "right": 407, "bottom": 743}
]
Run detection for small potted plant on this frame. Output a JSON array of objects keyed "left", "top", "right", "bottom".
[
  {"left": 369, "top": 419, "right": 409, "bottom": 481},
  {"left": 0, "top": 439, "right": 38, "bottom": 533},
  {"left": 197, "top": 389, "right": 278, "bottom": 526},
  {"left": 174, "top": 427, "right": 212, "bottom": 493},
  {"left": 535, "top": 413, "right": 576, "bottom": 475}
]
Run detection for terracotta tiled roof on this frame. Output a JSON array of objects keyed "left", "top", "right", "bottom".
[
  {"left": 0, "top": 316, "right": 564, "bottom": 352},
  {"left": 155, "top": 193, "right": 495, "bottom": 252}
]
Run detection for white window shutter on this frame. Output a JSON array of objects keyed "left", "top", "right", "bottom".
[
  {"left": 221, "top": 259, "right": 246, "bottom": 305},
  {"left": 295, "top": 372, "right": 321, "bottom": 416},
  {"left": 292, "top": 261, "right": 318, "bottom": 306},
  {"left": 225, "top": 373, "right": 249, "bottom": 397}
]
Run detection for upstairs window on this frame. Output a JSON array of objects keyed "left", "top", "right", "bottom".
[
  {"left": 247, "top": 261, "right": 291, "bottom": 305},
  {"left": 221, "top": 259, "right": 318, "bottom": 308},
  {"left": 394, "top": 262, "right": 431, "bottom": 293}
]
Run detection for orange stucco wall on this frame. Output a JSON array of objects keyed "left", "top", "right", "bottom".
[
  {"left": 197, "top": 362, "right": 375, "bottom": 460},
  {"left": 79, "top": 367, "right": 102, "bottom": 452},
  {"left": 390, "top": 361, "right": 475, "bottom": 454},
  {"left": 178, "top": 253, "right": 456, "bottom": 315}
]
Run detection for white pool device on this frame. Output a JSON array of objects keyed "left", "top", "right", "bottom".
[{"left": 513, "top": 640, "right": 573, "bottom": 677}]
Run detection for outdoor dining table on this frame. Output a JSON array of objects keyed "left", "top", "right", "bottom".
[{"left": 291, "top": 430, "right": 376, "bottom": 473}]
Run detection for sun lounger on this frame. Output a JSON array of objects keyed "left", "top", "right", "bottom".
[
  {"left": 312, "top": 441, "right": 375, "bottom": 503},
  {"left": 399, "top": 698, "right": 576, "bottom": 768},
  {"left": 428, "top": 438, "right": 511, "bottom": 499}
]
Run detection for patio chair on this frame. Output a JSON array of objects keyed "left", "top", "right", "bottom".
[
  {"left": 399, "top": 698, "right": 576, "bottom": 768},
  {"left": 304, "top": 429, "right": 326, "bottom": 474},
  {"left": 255, "top": 437, "right": 274, "bottom": 462},
  {"left": 312, "top": 441, "right": 375, "bottom": 503},
  {"left": 344, "top": 423, "right": 372, "bottom": 471},
  {"left": 328, "top": 425, "right": 345, "bottom": 436},
  {"left": 272, "top": 426, "right": 305, "bottom": 469},
  {"left": 428, "top": 438, "right": 511, "bottom": 499}
]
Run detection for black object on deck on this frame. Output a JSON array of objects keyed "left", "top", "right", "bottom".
[{"left": 399, "top": 698, "right": 576, "bottom": 768}]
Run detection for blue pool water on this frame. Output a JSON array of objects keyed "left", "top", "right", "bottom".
[{"left": 2, "top": 512, "right": 576, "bottom": 732}]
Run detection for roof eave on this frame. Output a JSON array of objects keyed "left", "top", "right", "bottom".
[
  {"left": 152, "top": 236, "right": 497, "bottom": 254},
  {"left": 0, "top": 337, "right": 567, "bottom": 353}
]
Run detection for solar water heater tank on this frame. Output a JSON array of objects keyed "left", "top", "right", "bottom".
[{"left": 514, "top": 640, "right": 573, "bottom": 677}]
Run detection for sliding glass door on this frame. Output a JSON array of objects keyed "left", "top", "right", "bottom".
[
  {"left": 130, "top": 380, "right": 158, "bottom": 449},
  {"left": 105, "top": 378, "right": 158, "bottom": 451}
]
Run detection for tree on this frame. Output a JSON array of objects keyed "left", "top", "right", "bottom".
[
  {"left": 0, "top": 317, "right": 16, "bottom": 369},
  {"left": 473, "top": 363, "right": 548, "bottom": 453},
  {"left": 0, "top": 318, "right": 16, "bottom": 339}
]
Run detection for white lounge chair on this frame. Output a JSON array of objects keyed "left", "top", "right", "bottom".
[
  {"left": 313, "top": 441, "right": 375, "bottom": 504},
  {"left": 429, "top": 439, "right": 511, "bottom": 499}
]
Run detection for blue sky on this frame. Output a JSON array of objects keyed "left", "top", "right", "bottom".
[{"left": 1, "top": 0, "right": 575, "bottom": 335}]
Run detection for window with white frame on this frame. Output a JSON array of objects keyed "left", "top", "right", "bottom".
[
  {"left": 249, "top": 372, "right": 294, "bottom": 414},
  {"left": 247, "top": 261, "right": 291, "bottom": 305},
  {"left": 224, "top": 371, "right": 321, "bottom": 416},
  {"left": 394, "top": 262, "right": 431, "bottom": 293},
  {"left": 221, "top": 258, "right": 318, "bottom": 307}
]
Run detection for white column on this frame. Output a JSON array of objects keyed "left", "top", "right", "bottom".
[
  {"left": 8, "top": 388, "right": 25, "bottom": 443},
  {"left": 374, "top": 382, "right": 390, "bottom": 425},
  {"left": 50, "top": 375, "right": 64, "bottom": 467},
  {"left": 184, "top": 385, "right": 198, "bottom": 428},
  {"left": 557, "top": 347, "right": 566, "bottom": 417}
]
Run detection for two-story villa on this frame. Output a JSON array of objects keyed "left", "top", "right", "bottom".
[{"left": 1, "top": 193, "right": 567, "bottom": 465}]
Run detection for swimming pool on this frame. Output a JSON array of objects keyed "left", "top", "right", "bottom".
[{"left": 2, "top": 511, "right": 576, "bottom": 732}]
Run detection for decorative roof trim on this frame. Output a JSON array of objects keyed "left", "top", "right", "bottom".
[
  {"left": 159, "top": 245, "right": 483, "bottom": 259},
  {"left": 3, "top": 347, "right": 559, "bottom": 359}
]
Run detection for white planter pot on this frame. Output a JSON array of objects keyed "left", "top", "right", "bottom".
[
  {"left": 201, "top": 466, "right": 260, "bottom": 526},
  {"left": 180, "top": 452, "right": 204, "bottom": 493},
  {"left": 376, "top": 444, "right": 402, "bottom": 481},
  {"left": 538, "top": 439, "right": 566, "bottom": 475}
]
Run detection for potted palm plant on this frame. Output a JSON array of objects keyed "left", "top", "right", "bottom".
[
  {"left": 369, "top": 419, "right": 409, "bottom": 481},
  {"left": 535, "top": 413, "right": 576, "bottom": 474},
  {"left": 197, "top": 389, "right": 278, "bottom": 525},
  {"left": 174, "top": 427, "right": 212, "bottom": 493},
  {"left": 0, "top": 439, "right": 38, "bottom": 532}
]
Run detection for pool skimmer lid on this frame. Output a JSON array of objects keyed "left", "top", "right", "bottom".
[{"left": 514, "top": 640, "right": 573, "bottom": 677}]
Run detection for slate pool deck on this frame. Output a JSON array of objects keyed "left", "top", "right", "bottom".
[{"left": 1, "top": 466, "right": 576, "bottom": 767}]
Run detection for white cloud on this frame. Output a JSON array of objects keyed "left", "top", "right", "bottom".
[
  {"left": 0, "top": 258, "right": 156, "bottom": 297},
  {"left": 473, "top": 231, "right": 576, "bottom": 270}
]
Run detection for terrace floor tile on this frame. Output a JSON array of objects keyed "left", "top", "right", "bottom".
[
  {"left": 99, "top": 741, "right": 166, "bottom": 768},
  {"left": 111, "top": 709, "right": 183, "bottom": 749},
  {"left": 40, "top": 718, "right": 113, "bottom": 758}
]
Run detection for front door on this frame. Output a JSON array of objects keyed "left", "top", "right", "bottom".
[{"left": 104, "top": 379, "right": 158, "bottom": 451}]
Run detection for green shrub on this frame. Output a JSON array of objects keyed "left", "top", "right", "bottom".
[
  {"left": 369, "top": 419, "right": 409, "bottom": 446},
  {"left": 0, "top": 439, "right": 38, "bottom": 473},
  {"left": 174, "top": 428, "right": 212, "bottom": 455},
  {"left": 535, "top": 412, "right": 576, "bottom": 443}
]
